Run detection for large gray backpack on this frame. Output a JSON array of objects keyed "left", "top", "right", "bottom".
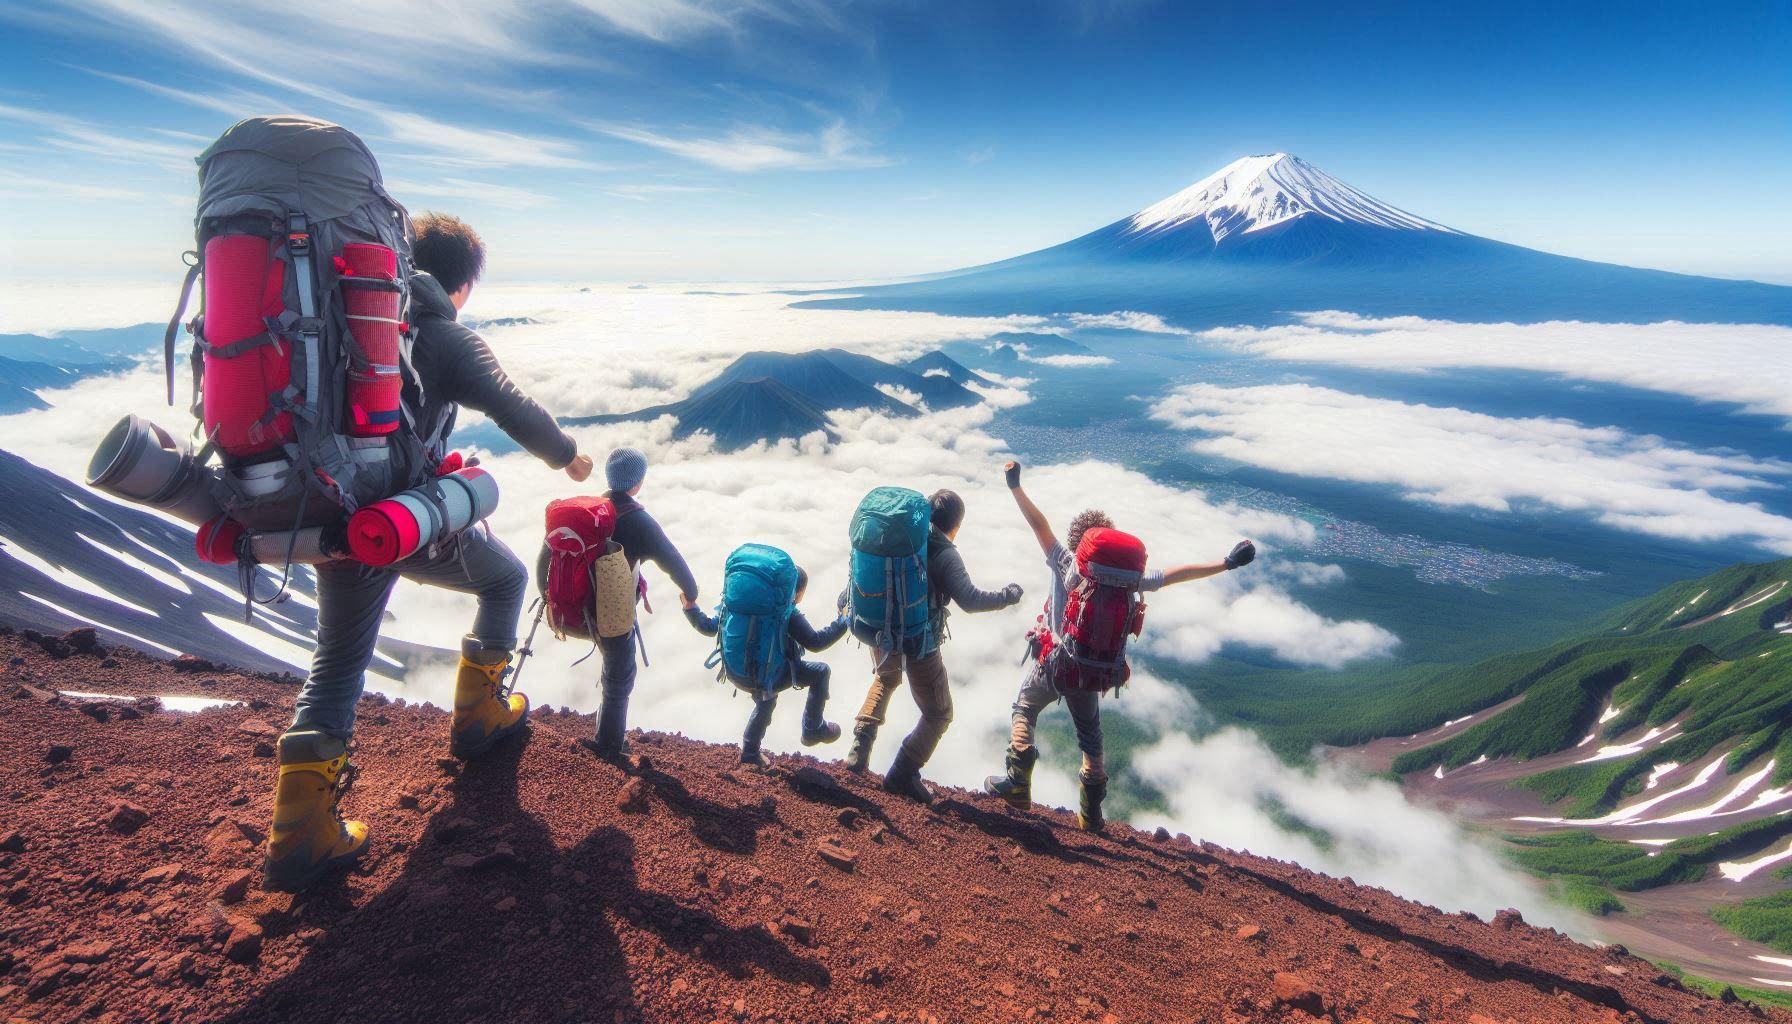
[{"left": 162, "top": 116, "right": 442, "bottom": 590}]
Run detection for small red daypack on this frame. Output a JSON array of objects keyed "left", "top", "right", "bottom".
[
  {"left": 1046, "top": 527, "right": 1148, "bottom": 692},
  {"left": 543, "top": 496, "right": 617, "bottom": 640}
]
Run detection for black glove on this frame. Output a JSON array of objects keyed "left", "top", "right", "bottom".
[
  {"left": 1004, "top": 461, "right": 1022, "bottom": 489},
  {"left": 1002, "top": 583, "right": 1024, "bottom": 605},
  {"left": 1224, "top": 540, "right": 1256, "bottom": 570}
]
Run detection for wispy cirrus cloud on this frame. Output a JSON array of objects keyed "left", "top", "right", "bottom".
[
  {"left": 0, "top": 103, "right": 196, "bottom": 172},
  {"left": 599, "top": 183, "right": 722, "bottom": 202},
  {"left": 589, "top": 118, "right": 888, "bottom": 172},
  {"left": 0, "top": 171, "right": 150, "bottom": 201},
  {"left": 385, "top": 177, "right": 557, "bottom": 211}
]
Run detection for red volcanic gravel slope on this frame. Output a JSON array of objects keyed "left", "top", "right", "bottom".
[{"left": 0, "top": 626, "right": 1782, "bottom": 1024}]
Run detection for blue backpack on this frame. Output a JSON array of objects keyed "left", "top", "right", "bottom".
[
  {"left": 848, "top": 487, "right": 934, "bottom": 662},
  {"left": 706, "top": 543, "right": 800, "bottom": 697}
]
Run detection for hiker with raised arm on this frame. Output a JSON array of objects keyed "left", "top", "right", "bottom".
[
  {"left": 269, "top": 209, "right": 593, "bottom": 891},
  {"left": 845, "top": 487, "right": 1025, "bottom": 801},
  {"left": 983, "top": 460, "right": 1254, "bottom": 833},
  {"left": 683, "top": 556, "right": 848, "bottom": 767}
]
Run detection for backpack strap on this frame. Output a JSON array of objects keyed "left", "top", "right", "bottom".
[
  {"left": 163, "top": 254, "right": 200, "bottom": 407},
  {"left": 283, "top": 215, "right": 323, "bottom": 420}
]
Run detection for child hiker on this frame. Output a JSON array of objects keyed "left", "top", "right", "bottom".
[
  {"left": 683, "top": 555, "right": 847, "bottom": 767},
  {"left": 537, "top": 446, "right": 699, "bottom": 763}
]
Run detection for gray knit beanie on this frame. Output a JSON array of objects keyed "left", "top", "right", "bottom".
[{"left": 605, "top": 447, "right": 648, "bottom": 492}]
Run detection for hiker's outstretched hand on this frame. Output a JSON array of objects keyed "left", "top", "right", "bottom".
[
  {"left": 678, "top": 592, "right": 696, "bottom": 610},
  {"left": 1224, "top": 540, "right": 1256, "bottom": 570},
  {"left": 1003, "top": 461, "right": 1022, "bottom": 489},
  {"left": 565, "top": 453, "right": 594, "bottom": 482},
  {"left": 1002, "top": 583, "right": 1024, "bottom": 605}
]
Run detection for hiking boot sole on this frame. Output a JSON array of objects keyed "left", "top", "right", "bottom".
[
  {"left": 262, "top": 842, "right": 367, "bottom": 894},
  {"left": 982, "top": 776, "right": 1032, "bottom": 811},
  {"left": 449, "top": 717, "right": 529, "bottom": 760}
]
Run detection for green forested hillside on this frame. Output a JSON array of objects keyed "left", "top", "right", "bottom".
[
  {"left": 1182, "top": 559, "right": 1792, "bottom": 765},
  {"left": 1384, "top": 560, "right": 1792, "bottom": 817}
]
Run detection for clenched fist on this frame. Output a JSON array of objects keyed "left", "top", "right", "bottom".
[
  {"left": 565, "top": 453, "right": 594, "bottom": 482},
  {"left": 1224, "top": 540, "right": 1256, "bottom": 570},
  {"left": 1004, "top": 461, "right": 1022, "bottom": 489}
]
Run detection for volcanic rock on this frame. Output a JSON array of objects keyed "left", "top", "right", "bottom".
[
  {"left": 106, "top": 801, "right": 150, "bottom": 834},
  {"left": 0, "top": 632, "right": 1781, "bottom": 1024},
  {"left": 616, "top": 777, "right": 650, "bottom": 814}
]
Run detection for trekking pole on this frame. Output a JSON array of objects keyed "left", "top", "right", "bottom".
[{"left": 507, "top": 599, "right": 547, "bottom": 695}]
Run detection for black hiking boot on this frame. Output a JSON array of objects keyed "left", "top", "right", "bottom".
[
  {"left": 739, "top": 743, "right": 771, "bottom": 770},
  {"left": 801, "top": 720, "right": 842, "bottom": 747},
  {"left": 844, "top": 723, "right": 877, "bottom": 773},
  {"left": 882, "top": 750, "right": 934, "bottom": 804},
  {"left": 1077, "top": 776, "right": 1107, "bottom": 834},
  {"left": 983, "top": 745, "right": 1038, "bottom": 811}
]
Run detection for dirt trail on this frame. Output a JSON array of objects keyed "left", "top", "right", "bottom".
[{"left": 2, "top": 627, "right": 1782, "bottom": 1024}]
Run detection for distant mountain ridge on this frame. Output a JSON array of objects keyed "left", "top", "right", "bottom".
[
  {"left": 801, "top": 153, "right": 1792, "bottom": 326},
  {"left": 564, "top": 348, "right": 985, "bottom": 451}
]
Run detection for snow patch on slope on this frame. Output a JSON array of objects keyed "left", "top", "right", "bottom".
[{"left": 1127, "top": 153, "right": 1456, "bottom": 242}]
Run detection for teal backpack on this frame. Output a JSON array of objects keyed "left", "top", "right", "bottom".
[
  {"left": 706, "top": 543, "right": 800, "bottom": 697},
  {"left": 848, "top": 486, "right": 934, "bottom": 663}
]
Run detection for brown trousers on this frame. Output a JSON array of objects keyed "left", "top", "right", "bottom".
[{"left": 855, "top": 649, "right": 952, "bottom": 766}]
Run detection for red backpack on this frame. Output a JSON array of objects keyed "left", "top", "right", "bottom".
[
  {"left": 542, "top": 497, "right": 617, "bottom": 640},
  {"left": 1043, "top": 527, "right": 1148, "bottom": 692}
]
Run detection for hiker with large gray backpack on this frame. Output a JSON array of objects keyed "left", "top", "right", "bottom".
[
  {"left": 982, "top": 461, "right": 1254, "bottom": 833},
  {"left": 683, "top": 546, "right": 849, "bottom": 767},
  {"left": 845, "top": 486, "right": 1026, "bottom": 801},
  {"left": 118, "top": 116, "right": 592, "bottom": 892}
]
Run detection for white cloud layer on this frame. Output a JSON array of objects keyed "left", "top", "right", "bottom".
[
  {"left": 1204, "top": 312, "right": 1792, "bottom": 424},
  {"left": 4, "top": 288, "right": 1602, "bottom": 924},
  {"left": 1153, "top": 382, "right": 1792, "bottom": 554},
  {"left": 1130, "top": 729, "right": 1578, "bottom": 931}
]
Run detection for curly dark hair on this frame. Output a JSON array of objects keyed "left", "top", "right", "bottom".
[
  {"left": 1067, "top": 509, "right": 1114, "bottom": 552},
  {"left": 795, "top": 567, "right": 809, "bottom": 595},
  {"left": 412, "top": 212, "right": 486, "bottom": 294}
]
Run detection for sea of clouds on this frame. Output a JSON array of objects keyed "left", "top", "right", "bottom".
[{"left": 2, "top": 284, "right": 1659, "bottom": 931}]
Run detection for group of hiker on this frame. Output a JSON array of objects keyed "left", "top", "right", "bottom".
[
  {"left": 261, "top": 208, "right": 1255, "bottom": 892},
  {"left": 104, "top": 115, "right": 1256, "bottom": 894}
]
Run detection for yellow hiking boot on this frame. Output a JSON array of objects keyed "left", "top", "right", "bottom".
[
  {"left": 263, "top": 730, "right": 368, "bottom": 892},
  {"left": 450, "top": 636, "right": 529, "bottom": 759}
]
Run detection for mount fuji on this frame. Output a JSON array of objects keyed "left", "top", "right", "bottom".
[{"left": 806, "top": 153, "right": 1792, "bottom": 326}]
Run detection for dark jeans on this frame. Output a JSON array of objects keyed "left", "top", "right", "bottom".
[
  {"left": 591, "top": 630, "right": 639, "bottom": 753},
  {"left": 291, "top": 527, "right": 526, "bottom": 739},
  {"left": 743, "top": 660, "right": 831, "bottom": 751}
]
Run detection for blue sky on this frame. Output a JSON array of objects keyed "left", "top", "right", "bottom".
[{"left": 1, "top": 0, "right": 1788, "bottom": 287}]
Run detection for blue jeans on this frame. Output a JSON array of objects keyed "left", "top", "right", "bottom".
[
  {"left": 592, "top": 630, "right": 639, "bottom": 753},
  {"left": 291, "top": 528, "right": 526, "bottom": 739},
  {"left": 742, "top": 660, "right": 831, "bottom": 752}
]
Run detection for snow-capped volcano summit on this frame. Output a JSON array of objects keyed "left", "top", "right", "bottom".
[
  {"left": 803, "top": 152, "right": 1792, "bottom": 326},
  {"left": 1127, "top": 153, "right": 1455, "bottom": 241}
]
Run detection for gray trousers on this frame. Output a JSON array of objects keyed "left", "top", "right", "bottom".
[
  {"left": 1010, "top": 662, "right": 1107, "bottom": 783},
  {"left": 290, "top": 527, "right": 527, "bottom": 739}
]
